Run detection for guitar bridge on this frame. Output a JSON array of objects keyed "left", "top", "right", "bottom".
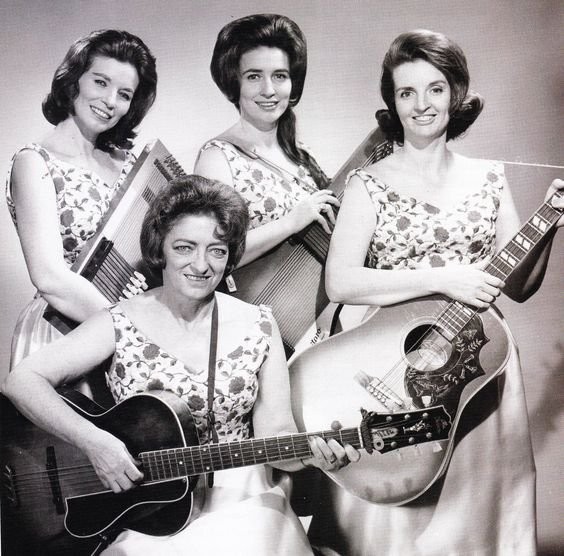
[{"left": 355, "top": 370, "right": 406, "bottom": 410}]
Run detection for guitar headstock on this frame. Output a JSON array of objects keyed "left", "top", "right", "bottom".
[{"left": 359, "top": 406, "right": 451, "bottom": 454}]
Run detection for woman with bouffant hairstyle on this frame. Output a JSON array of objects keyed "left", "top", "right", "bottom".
[
  {"left": 195, "top": 13, "right": 338, "bottom": 268},
  {"left": 43, "top": 29, "right": 157, "bottom": 151},
  {"left": 6, "top": 29, "right": 156, "bottom": 370},
  {"left": 376, "top": 29, "right": 483, "bottom": 143},
  {"left": 312, "top": 29, "right": 563, "bottom": 555}
]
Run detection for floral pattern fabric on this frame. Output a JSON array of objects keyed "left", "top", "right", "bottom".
[
  {"left": 6, "top": 143, "right": 134, "bottom": 265},
  {"left": 351, "top": 161, "right": 504, "bottom": 270},
  {"left": 199, "top": 140, "right": 318, "bottom": 229},
  {"left": 106, "top": 302, "right": 273, "bottom": 443}
]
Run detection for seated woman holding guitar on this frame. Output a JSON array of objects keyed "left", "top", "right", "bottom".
[
  {"left": 306, "top": 30, "right": 563, "bottom": 555},
  {"left": 1, "top": 176, "right": 359, "bottom": 555},
  {"left": 6, "top": 30, "right": 157, "bottom": 370}
]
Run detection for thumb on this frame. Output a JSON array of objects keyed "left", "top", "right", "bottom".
[{"left": 473, "top": 256, "right": 491, "bottom": 270}]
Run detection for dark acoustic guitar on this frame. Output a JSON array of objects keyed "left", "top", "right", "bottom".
[
  {"left": 290, "top": 190, "right": 563, "bottom": 505},
  {"left": 222, "top": 128, "right": 393, "bottom": 358},
  {"left": 0, "top": 389, "right": 450, "bottom": 555}
]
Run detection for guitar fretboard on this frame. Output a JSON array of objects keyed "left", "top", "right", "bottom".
[
  {"left": 139, "top": 428, "right": 362, "bottom": 482},
  {"left": 437, "top": 191, "right": 563, "bottom": 341}
]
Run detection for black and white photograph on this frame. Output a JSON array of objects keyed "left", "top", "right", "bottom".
[{"left": 0, "top": 1, "right": 562, "bottom": 554}]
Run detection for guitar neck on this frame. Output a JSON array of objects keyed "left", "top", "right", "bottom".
[
  {"left": 139, "top": 427, "right": 362, "bottom": 481},
  {"left": 437, "top": 190, "right": 563, "bottom": 340}
]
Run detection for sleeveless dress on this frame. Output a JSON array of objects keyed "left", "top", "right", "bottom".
[
  {"left": 308, "top": 163, "right": 536, "bottom": 555},
  {"left": 5, "top": 144, "right": 134, "bottom": 369},
  {"left": 102, "top": 299, "right": 313, "bottom": 555},
  {"left": 197, "top": 139, "right": 319, "bottom": 230}
]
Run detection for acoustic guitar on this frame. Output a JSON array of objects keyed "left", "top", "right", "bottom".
[
  {"left": 290, "top": 190, "right": 563, "bottom": 505},
  {"left": 0, "top": 389, "right": 450, "bottom": 554}
]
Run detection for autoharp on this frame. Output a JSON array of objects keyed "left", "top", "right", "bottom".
[
  {"left": 223, "top": 127, "right": 393, "bottom": 358},
  {"left": 44, "top": 140, "right": 186, "bottom": 334}
]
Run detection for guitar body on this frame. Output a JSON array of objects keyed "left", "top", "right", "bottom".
[
  {"left": 290, "top": 296, "right": 511, "bottom": 505},
  {"left": 1, "top": 390, "right": 200, "bottom": 554}
]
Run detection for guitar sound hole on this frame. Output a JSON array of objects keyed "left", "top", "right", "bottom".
[{"left": 403, "top": 325, "right": 451, "bottom": 373}]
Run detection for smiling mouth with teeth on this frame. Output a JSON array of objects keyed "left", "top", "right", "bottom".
[{"left": 91, "top": 106, "right": 111, "bottom": 119}]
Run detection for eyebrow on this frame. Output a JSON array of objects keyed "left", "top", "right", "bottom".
[
  {"left": 395, "top": 79, "right": 448, "bottom": 91},
  {"left": 92, "top": 71, "right": 135, "bottom": 92},
  {"left": 240, "top": 68, "right": 290, "bottom": 75}
]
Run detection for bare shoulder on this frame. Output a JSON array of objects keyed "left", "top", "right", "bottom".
[
  {"left": 216, "top": 292, "right": 265, "bottom": 325},
  {"left": 362, "top": 150, "right": 402, "bottom": 181}
]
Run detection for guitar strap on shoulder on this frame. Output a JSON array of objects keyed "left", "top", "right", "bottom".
[{"left": 206, "top": 299, "right": 219, "bottom": 488}]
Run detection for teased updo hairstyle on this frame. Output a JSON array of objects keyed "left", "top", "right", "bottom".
[
  {"left": 376, "top": 29, "right": 483, "bottom": 144},
  {"left": 210, "top": 13, "right": 329, "bottom": 189},
  {"left": 42, "top": 29, "right": 157, "bottom": 151},
  {"left": 141, "top": 175, "right": 249, "bottom": 276}
]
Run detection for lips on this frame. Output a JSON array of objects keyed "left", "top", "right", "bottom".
[
  {"left": 255, "top": 101, "right": 279, "bottom": 109},
  {"left": 90, "top": 106, "right": 112, "bottom": 120},
  {"left": 184, "top": 274, "right": 211, "bottom": 282},
  {"left": 412, "top": 115, "right": 436, "bottom": 123}
]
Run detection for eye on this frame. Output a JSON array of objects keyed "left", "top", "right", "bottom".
[
  {"left": 246, "top": 73, "right": 261, "bottom": 81},
  {"left": 398, "top": 90, "right": 413, "bottom": 99},
  {"left": 119, "top": 91, "right": 132, "bottom": 101},
  {"left": 430, "top": 86, "right": 444, "bottom": 95},
  {"left": 210, "top": 247, "right": 228, "bottom": 258},
  {"left": 95, "top": 79, "right": 107, "bottom": 87},
  {"left": 174, "top": 244, "right": 193, "bottom": 253},
  {"left": 273, "top": 72, "right": 289, "bottom": 82}
]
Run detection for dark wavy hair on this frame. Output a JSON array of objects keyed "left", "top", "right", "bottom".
[
  {"left": 141, "top": 175, "right": 249, "bottom": 276},
  {"left": 375, "top": 29, "right": 483, "bottom": 144},
  {"left": 210, "top": 13, "right": 329, "bottom": 189},
  {"left": 42, "top": 29, "right": 157, "bottom": 151}
]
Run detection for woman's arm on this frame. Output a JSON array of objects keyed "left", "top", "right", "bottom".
[
  {"left": 195, "top": 146, "right": 339, "bottom": 267},
  {"left": 1, "top": 309, "right": 143, "bottom": 492},
  {"left": 252, "top": 316, "right": 359, "bottom": 472},
  {"left": 11, "top": 151, "right": 111, "bottom": 322},
  {"left": 497, "top": 178, "right": 563, "bottom": 302},
  {"left": 326, "top": 175, "right": 505, "bottom": 309}
]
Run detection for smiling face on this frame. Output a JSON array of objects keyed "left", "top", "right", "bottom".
[
  {"left": 161, "top": 213, "right": 229, "bottom": 302},
  {"left": 238, "top": 46, "right": 292, "bottom": 130},
  {"left": 393, "top": 59, "right": 451, "bottom": 144},
  {"left": 72, "top": 55, "right": 139, "bottom": 140}
]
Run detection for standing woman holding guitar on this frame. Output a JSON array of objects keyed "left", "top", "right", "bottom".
[
  {"left": 5, "top": 30, "right": 157, "bottom": 370},
  {"left": 308, "top": 30, "right": 563, "bottom": 555},
  {"left": 194, "top": 13, "right": 338, "bottom": 270}
]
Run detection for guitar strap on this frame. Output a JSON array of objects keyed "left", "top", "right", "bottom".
[{"left": 206, "top": 299, "right": 219, "bottom": 488}]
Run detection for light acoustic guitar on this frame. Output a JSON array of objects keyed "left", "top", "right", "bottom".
[
  {"left": 290, "top": 189, "right": 563, "bottom": 505},
  {"left": 0, "top": 389, "right": 449, "bottom": 555}
]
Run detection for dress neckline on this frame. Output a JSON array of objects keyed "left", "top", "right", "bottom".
[
  {"left": 354, "top": 163, "right": 499, "bottom": 214},
  {"left": 27, "top": 142, "right": 132, "bottom": 189}
]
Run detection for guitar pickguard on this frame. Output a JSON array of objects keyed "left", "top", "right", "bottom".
[{"left": 405, "top": 315, "right": 489, "bottom": 417}]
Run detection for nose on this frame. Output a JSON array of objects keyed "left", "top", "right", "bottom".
[
  {"left": 190, "top": 249, "right": 210, "bottom": 273},
  {"left": 102, "top": 88, "right": 118, "bottom": 109},
  {"left": 260, "top": 77, "right": 275, "bottom": 97},
  {"left": 415, "top": 93, "right": 430, "bottom": 112}
]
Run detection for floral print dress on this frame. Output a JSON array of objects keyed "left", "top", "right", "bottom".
[
  {"left": 198, "top": 139, "right": 318, "bottom": 229},
  {"left": 6, "top": 143, "right": 134, "bottom": 368},
  {"left": 103, "top": 298, "right": 313, "bottom": 555},
  {"left": 308, "top": 162, "right": 536, "bottom": 556}
]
